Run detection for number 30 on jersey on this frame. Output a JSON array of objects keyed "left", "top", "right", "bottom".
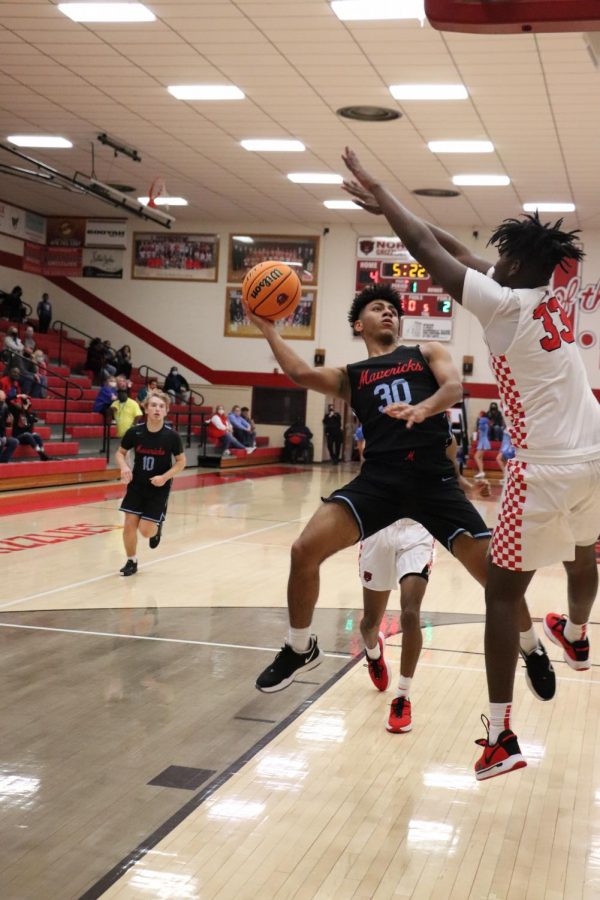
[{"left": 374, "top": 378, "right": 413, "bottom": 412}]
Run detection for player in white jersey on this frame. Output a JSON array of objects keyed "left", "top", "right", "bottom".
[{"left": 343, "top": 147, "right": 600, "bottom": 780}]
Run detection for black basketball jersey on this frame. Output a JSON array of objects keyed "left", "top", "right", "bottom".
[
  {"left": 120, "top": 423, "right": 183, "bottom": 483},
  {"left": 347, "top": 345, "right": 451, "bottom": 465}
]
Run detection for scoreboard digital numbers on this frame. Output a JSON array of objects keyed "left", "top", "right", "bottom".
[{"left": 356, "top": 236, "right": 454, "bottom": 319}]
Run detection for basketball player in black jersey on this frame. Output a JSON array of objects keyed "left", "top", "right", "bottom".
[
  {"left": 247, "top": 287, "right": 552, "bottom": 719},
  {"left": 116, "top": 391, "right": 186, "bottom": 576}
]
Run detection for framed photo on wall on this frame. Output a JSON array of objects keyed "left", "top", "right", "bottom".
[
  {"left": 228, "top": 234, "right": 319, "bottom": 285},
  {"left": 224, "top": 286, "right": 316, "bottom": 340},
  {"left": 132, "top": 232, "right": 219, "bottom": 281}
]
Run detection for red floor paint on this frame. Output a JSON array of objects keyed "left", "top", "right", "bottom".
[{"left": 0, "top": 466, "right": 306, "bottom": 517}]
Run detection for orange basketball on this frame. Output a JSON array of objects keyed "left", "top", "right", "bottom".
[{"left": 242, "top": 260, "right": 302, "bottom": 321}]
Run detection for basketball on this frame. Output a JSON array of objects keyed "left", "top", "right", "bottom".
[{"left": 242, "top": 260, "right": 302, "bottom": 321}]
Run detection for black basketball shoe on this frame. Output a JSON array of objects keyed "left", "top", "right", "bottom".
[
  {"left": 149, "top": 523, "right": 163, "bottom": 550},
  {"left": 120, "top": 559, "right": 138, "bottom": 577},
  {"left": 256, "top": 637, "right": 322, "bottom": 692},
  {"left": 520, "top": 640, "right": 555, "bottom": 701}
]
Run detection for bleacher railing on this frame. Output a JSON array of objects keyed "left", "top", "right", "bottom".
[
  {"left": 5, "top": 351, "right": 83, "bottom": 442},
  {"left": 138, "top": 365, "right": 205, "bottom": 449},
  {"left": 52, "top": 320, "right": 94, "bottom": 368}
]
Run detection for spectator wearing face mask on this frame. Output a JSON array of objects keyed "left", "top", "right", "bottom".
[
  {"left": 111, "top": 386, "right": 142, "bottom": 438},
  {"left": 2, "top": 327, "right": 24, "bottom": 368},
  {"left": 207, "top": 405, "right": 252, "bottom": 456},
  {"left": 164, "top": 367, "right": 190, "bottom": 403},
  {"left": 8, "top": 394, "right": 50, "bottom": 460}
]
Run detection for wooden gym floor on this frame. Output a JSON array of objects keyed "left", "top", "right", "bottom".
[{"left": 1, "top": 463, "right": 599, "bottom": 900}]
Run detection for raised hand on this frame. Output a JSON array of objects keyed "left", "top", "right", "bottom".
[
  {"left": 341, "top": 146, "right": 380, "bottom": 193},
  {"left": 382, "top": 402, "right": 427, "bottom": 429},
  {"left": 342, "top": 179, "right": 382, "bottom": 215}
]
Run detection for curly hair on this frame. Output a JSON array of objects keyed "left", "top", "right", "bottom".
[
  {"left": 488, "top": 211, "right": 584, "bottom": 278},
  {"left": 347, "top": 283, "right": 403, "bottom": 328}
]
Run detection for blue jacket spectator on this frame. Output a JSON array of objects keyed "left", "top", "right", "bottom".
[{"left": 228, "top": 405, "right": 254, "bottom": 447}]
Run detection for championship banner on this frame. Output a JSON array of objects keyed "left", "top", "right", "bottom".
[
  {"left": 82, "top": 248, "right": 123, "bottom": 278},
  {"left": 46, "top": 216, "right": 86, "bottom": 247},
  {"left": 43, "top": 246, "right": 82, "bottom": 277},
  {"left": 85, "top": 219, "right": 127, "bottom": 249},
  {"left": 0, "top": 200, "right": 46, "bottom": 244},
  {"left": 22, "top": 241, "right": 45, "bottom": 274}
]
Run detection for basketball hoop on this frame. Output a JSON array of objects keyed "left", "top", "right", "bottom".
[{"left": 147, "top": 176, "right": 167, "bottom": 208}]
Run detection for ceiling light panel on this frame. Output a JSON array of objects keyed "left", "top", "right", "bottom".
[
  {"left": 58, "top": 3, "right": 156, "bottom": 22},
  {"left": 167, "top": 85, "right": 245, "bottom": 100},
  {"left": 7, "top": 135, "right": 73, "bottom": 148},
  {"left": 331, "top": 0, "right": 425, "bottom": 21},
  {"left": 523, "top": 202, "right": 575, "bottom": 212},
  {"left": 288, "top": 173, "right": 343, "bottom": 184},
  {"left": 324, "top": 200, "right": 361, "bottom": 209},
  {"left": 241, "top": 140, "right": 305, "bottom": 152}
]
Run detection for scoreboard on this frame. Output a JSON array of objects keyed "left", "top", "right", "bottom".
[{"left": 356, "top": 236, "right": 454, "bottom": 319}]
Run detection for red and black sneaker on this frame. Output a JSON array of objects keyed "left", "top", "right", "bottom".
[
  {"left": 365, "top": 632, "right": 392, "bottom": 691},
  {"left": 544, "top": 613, "right": 590, "bottom": 670},
  {"left": 387, "top": 696, "right": 412, "bottom": 733},
  {"left": 474, "top": 715, "right": 527, "bottom": 781}
]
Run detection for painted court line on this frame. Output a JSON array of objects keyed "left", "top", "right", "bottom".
[
  {"left": 0, "top": 622, "right": 350, "bottom": 658},
  {"left": 0, "top": 621, "right": 595, "bottom": 685},
  {"left": 0, "top": 516, "right": 307, "bottom": 610}
]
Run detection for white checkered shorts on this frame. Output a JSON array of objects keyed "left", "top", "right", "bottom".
[{"left": 491, "top": 457, "right": 600, "bottom": 571}]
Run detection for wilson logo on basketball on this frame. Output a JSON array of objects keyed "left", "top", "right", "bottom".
[{"left": 250, "top": 269, "right": 283, "bottom": 300}]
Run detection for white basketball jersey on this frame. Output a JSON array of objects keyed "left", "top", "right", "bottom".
[{"left": 463, "top": 269, "right": 600, "bottom": 464}]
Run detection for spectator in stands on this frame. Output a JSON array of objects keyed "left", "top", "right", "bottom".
[
  {"left": 322, "top": 403, "right": 344, "bottom": 464},
  {"left": 115, "top": 345, "right": 133, "bottom": 380},
  {"left": 102, "top": 341, "right": 117, "bottom": 379},
  {"left": 93, "top": 376, "right": 118, "bottom": 451},
  {"left": 3, "top": 326, "right": 24, "bottom": 367},
  {"left": 283, "top": 419, "right": 313, "bottom": 463},
  {"left": 37, "top": 293, "right": 52, "bottom": 334},
  {"left": 137, "top": 377, "right": 159, "bottom": 405},
  {"left": 111, "top": 385, "right": 142, "bottom": 439},
  {"left": 33, "top": 349, "right": 48, "bottom": 398},
  {"left": 0, "top": 389, "right": 18, "bottom": 463},
  {"left": 7, "top": 394, "right": 50, "bottom": 460},
  {"left": 485, "top": 401, "right": 505, "bottom": 442},
  {"left": 0, "top": 367, "right": 22, "bottom": 401},
  {"left": 228, "top": 404, "right": 255, "bottom": 447},
  {"left": 23, "top": 326, "right": 36, "bottom": 352},
  {"left": 18, "top": 349, "right": 37, "bottom": 396},
  {"left": 4, "top": 286, "right": 25, "bottom": 323},
  {"left": 207, "top": 404, "right": 251, "bottom": 456},
  {"left": 240, "top": 406, "right": 257, "bottom": 445},
  {"left": 164, "top": 367, "right": 190, "bottom": 404},
  {"left": 86, "top": 338, "right": 105, "bottom": 383}
]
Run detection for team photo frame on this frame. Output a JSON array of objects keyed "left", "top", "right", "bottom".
[
  {"left": 132, "top": 232, "right": 219, "bottom": 281},
  {"left": 224, "top": 286, "right": 317, "bottom": 340},
  {"left": 228, "top": 234, "right": 319, "bottom": 285}
]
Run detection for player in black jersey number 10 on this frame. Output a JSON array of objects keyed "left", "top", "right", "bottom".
[{"left": 116, "top": 391, "right": 186, "bottom": 576}]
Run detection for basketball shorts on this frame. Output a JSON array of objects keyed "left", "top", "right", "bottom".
[
  {"left": 477, "top": 437, "right": 491, "bottom": 451},
  {"left": 492, "top": 457, "right": 600, "bottom": 571},
  {"left": 120, "top": 481, "right": 171, "bottom": 524},
  {"left": 359, "top": 519, "right": 434, "bottom": 591},
  {"left": 325, "top": 457, "right": 491, "bottom": 551},
  {"left": 501, "top": 447, "right": 516, "bottom": 461}
]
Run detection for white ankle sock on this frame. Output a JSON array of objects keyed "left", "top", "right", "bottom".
[
  {"left": 289, "top": 626, "right": 311, "bottom": 653},
  {"left": 489, "top": 702, "right": 511, "bottom": 744},
  {"left": 396, "top": 675, "right": 412, "bottom": 698},
  {"left": 128, "top": 556, "right": 137, "bottom": 563},
  {"left": 564, "top": 618, "right": 587, "bottom": 643},
  {"left": 519, "top": 625, "right": 538, "bottom": 655},
  {"left": 365, "top": 635, "right": 381, "bottom": 659}
]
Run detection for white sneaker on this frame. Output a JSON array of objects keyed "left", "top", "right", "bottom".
[
  {"left": 474, "top": 472, "right": 485, "bottom": 479},
  {"left": 222, "top": 450, "right": 231, "bottom": 457},
  {"left": 246, "top": 446, "right": 255, "bottom": 454}
]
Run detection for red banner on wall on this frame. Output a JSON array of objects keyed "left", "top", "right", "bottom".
[{"left": 22, "top": 242, "right": 82, "bottom": 277}]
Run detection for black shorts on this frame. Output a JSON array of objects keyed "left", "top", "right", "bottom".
[
  {"left": 120, "top": 481, "right": 171, "bottom": 524},
  {"left": 325, "top": 452, "right": 491, "bottom": 552}
]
